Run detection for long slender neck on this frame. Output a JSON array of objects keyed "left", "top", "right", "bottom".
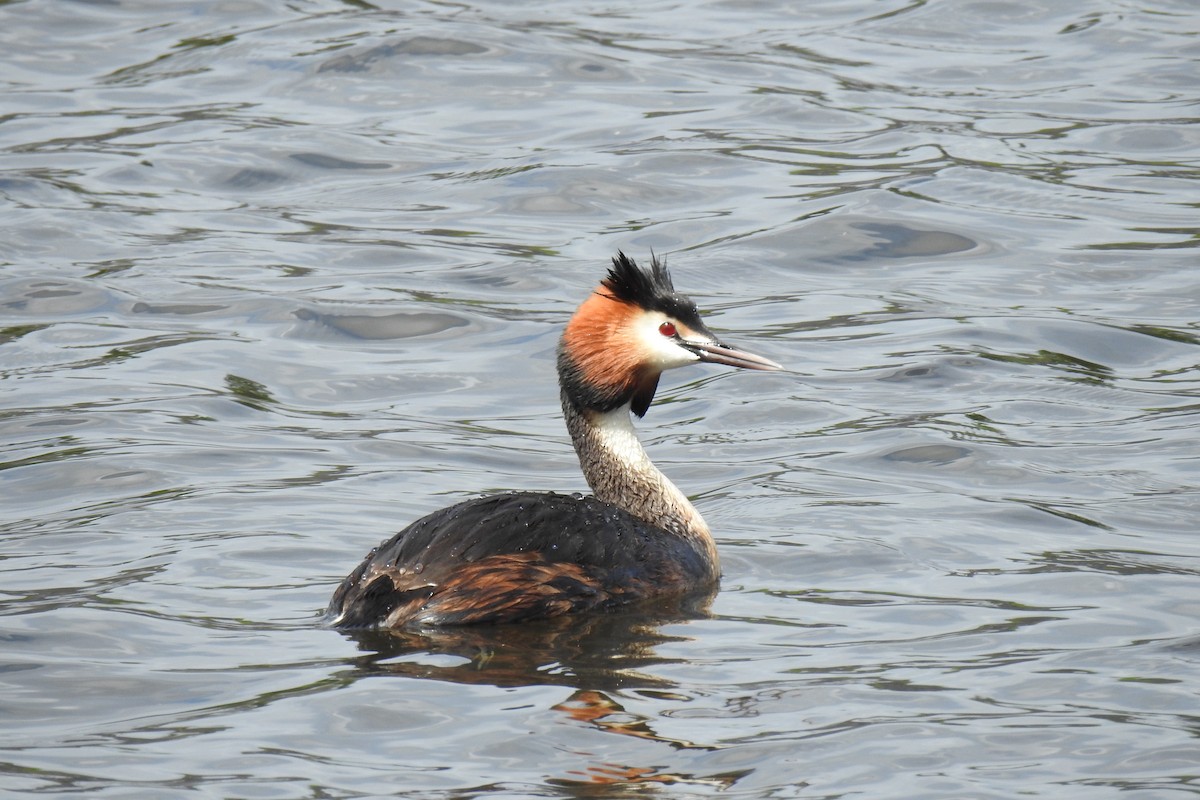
[{"left": 561, "top": 390, "right": 719, "bottom": 576}]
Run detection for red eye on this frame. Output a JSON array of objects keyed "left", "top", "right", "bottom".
[{"left": 658, "top": 321, "right": 677, "bottom": 337}]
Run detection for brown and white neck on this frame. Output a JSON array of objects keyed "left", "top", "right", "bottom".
[{"left": 561, "top": 391, "right": 719, "bottom": 576}]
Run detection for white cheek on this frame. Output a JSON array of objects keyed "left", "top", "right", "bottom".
[{"left": 634, "top": 316, "right": 701, "bottom": 370}]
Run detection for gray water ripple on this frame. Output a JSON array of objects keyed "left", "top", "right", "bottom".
[{"left": 2, "top": 0, "right": 1198, "bottom": 798}]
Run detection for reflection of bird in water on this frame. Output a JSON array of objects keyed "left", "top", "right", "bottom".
[
  {"left": 328, "top": 253, "right": 780, "bottom": 629},
  {"left": 343, "top": 618, "right": 750, "bottom": 792},
  {"left": 550, "top": 691, "right": 747, "bottom": 791},
  {"left": 553, "top": 690, "right": 715, "bottom": 750},
  {"left": 342, "top": 593, "right": 713, "bottom": 690}
]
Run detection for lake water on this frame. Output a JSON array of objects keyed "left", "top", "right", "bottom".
[{"left": 2, "top": 0, "right": 1198, "bottom": 797}]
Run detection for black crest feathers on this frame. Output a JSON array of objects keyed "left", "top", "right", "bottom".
[
  {"left": 601, "top": 252, "right": 675, "bottom": 309},
  {"left": 600, "top": 252, "right": 704, "bottom": 329}
]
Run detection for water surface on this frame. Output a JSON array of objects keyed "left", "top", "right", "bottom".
[{"left": 2, "top": 1, "right": 1198, "bottom": 798}]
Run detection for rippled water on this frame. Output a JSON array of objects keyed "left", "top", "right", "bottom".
[{"left": 3, "top": 0, "right": 1198, "bottom": 797}]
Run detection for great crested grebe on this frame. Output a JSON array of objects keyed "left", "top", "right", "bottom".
[{"left": 327, "top": 253, "right": 781, "bottom": 629}]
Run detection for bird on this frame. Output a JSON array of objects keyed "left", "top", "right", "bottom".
[{"left": 327, "top": 252, "right": 781, "bottom": 629}]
